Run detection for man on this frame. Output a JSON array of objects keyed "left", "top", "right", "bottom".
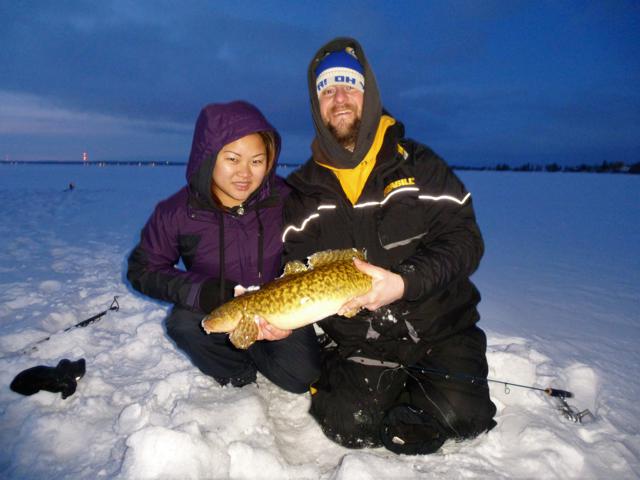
[{"left": 283, "top": 37, "right": 496, "bottom": 455}]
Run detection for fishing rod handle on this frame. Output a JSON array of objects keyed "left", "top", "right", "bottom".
[{"left": 545, "top": 388, "right": 573, "bottom": 398}]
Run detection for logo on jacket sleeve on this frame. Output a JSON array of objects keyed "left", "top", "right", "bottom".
[{"left": 383, "top": 177, "right": 415, "bottom": 197}]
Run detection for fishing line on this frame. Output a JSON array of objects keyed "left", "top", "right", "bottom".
[{"left": 407, "top": 365, "right": 594, "bottom": 424}]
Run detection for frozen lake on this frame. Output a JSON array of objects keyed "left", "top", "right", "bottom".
[{"left": 0, "top": 164, "right": 638, "bottom": 479}]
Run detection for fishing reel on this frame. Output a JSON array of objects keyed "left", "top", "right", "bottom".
[{"left": 545, "top": 388, "right": 595, "bottom": 424}]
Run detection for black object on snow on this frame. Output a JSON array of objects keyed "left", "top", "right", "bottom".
[{"left": 10, "top": 358, "right": 86, "bottom": 399}]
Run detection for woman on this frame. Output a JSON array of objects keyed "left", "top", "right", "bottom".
[{"left": 127, "top": 101, "right": 320, "bottom": 393}]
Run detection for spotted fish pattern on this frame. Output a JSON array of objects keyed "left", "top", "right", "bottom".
[{"left": 201, "top": 249, "right": 371, "bottom": 349}]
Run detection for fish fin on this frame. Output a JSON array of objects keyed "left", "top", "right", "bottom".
[
  {"left": 282, "top": 260, "right": 307, "bottom": 276},
  {"left": 229, "top": 314, "right": 259, "bottom": 350},
  {"left": 341, "top": 307, "right": 361, "bottom": 318},
  {"left": 307, "top": 248, "right": 366, "bottom": 269}
]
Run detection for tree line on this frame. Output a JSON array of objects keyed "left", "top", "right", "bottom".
[{"left": 453, "top": 161, "right": 639, "bottom": 174}]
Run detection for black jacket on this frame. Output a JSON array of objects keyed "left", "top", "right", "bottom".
[
  {"left": 283, "top": 120, "right": 484, "bottom": 366},
  {"left": 284, "top": 36, "right": 484, "bottom": 366}
]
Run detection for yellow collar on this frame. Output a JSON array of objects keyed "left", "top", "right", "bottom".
[{"left": 317, "top": 115, "right": 396, "bottom": 205}]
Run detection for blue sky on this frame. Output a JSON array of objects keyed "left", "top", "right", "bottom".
[{"left": 1, "top": 0, "right": 638, "bottom": 167}]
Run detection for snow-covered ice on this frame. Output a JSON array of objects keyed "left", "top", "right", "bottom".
[{"left": 0, "top": 164, "right": 638, "bottom": 479}]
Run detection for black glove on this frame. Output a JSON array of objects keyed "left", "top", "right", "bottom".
[
  {"left": 10, "top": 358, "right": 86, "bottom": 399},
  {"left": 198, "top": 279, "right": 235, "bottom": 313}
]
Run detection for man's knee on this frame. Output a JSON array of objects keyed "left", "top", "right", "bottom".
[
  {"left": 308, "top": 352, "right": 407, "bottom": 448},
  {"left": 441, "top": 386, "right": 496, "bottom": 437},
  {"left": 380, "top": 404, "right": 448, "bottom": 455},
  {"left": 410, "top": 326, "right": 497, "bottom": 437},
  {"left": 310, "top": 387, "right": 384, "bottom": 448},
  {"left": 380, "top": 384, "right": 495, "bottom": 455}
]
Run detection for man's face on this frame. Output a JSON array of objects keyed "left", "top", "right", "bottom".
[{"left": 318, "top": 85, "right": 364, "bottom": 151}]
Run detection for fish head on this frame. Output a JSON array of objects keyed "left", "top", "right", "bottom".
[{"left": 201, "top": 305, "right": 243, "bottom": 334}]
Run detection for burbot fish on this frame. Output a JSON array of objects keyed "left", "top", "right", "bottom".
[{"left": 201, "top": 249, "right": 371, "bottom": 349}]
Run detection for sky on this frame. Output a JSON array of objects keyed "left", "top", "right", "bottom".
[{"left": 1, "top": 0, "right": 639, "bottom": 167}]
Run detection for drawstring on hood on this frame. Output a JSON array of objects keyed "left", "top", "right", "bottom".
[
  {"left": 185, "top": 101, "right": 282, "bottom": 298},
  {"left": 256, "top": 206, "right": 264, "bottom": 280},
  {"left": 218, "top": 214, "right": 226, "bottom": 305},
  {"left": 308, "top": 37, "right": 383, "bottom": 170}
]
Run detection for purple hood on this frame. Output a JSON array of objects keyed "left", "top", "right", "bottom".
[
  {"left": 127, "top": 101, "right": 289, "bottom": 313},
  {"left": 186, "top": 101, "right": 282, "bottom": 207}
]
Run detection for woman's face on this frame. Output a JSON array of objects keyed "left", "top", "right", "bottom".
[{"left": 211, "top": 133, "right": 268, "bottom": 207}]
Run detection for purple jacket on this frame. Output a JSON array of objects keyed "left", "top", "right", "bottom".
[{"left": 127, "top": 101, "right": 289, "bottom": 313}]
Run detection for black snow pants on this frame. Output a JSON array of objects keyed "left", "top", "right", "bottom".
[
  {"left": 165, "top": 307, "right": 321, "bottom": 394},
  {"left": 309, "top": 325, "right": 497, "bottom": 454}
]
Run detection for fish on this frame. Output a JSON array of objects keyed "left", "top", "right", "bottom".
[{"left": 201, "top": 248, "right": 371, "bottom": 349}]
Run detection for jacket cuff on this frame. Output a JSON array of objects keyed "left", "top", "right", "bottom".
[{"left": 392, "top": 263, "right": 426, "bottom": 302}]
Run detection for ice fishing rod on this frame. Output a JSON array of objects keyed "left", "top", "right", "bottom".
[
  {"left": 2, "top": 296, "right": 120, "bottom": 359},
  {"left": 407, "top": 365, "right": 594, "bottom": 424}
]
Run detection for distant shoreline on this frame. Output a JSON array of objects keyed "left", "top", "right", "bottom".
[
  {"left": 0, "top": 159, "right": 637, "bottom": 174},
  {"left": 0, "top": 160, "right": 187, "bottom": 167},
  {"left": 0, "top": 160, "right": 302, "bottom": 169}
]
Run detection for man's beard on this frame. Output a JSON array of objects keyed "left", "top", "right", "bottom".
[{"left": 327, "top": 116, "right": 361, "bottom": 151}]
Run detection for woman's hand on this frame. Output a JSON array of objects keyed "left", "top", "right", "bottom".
[
  {"left": 255, "top": 316, "right": 292, "bottom": 341},
  {"left": 338, "top": 258, "right": 405, "bottom": 315},
  {"left": 234, "top": 285, "right": 260, "bottom": 297}
]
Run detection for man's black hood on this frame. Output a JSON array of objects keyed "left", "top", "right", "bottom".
[{"left": 308, "top": 37, "right": 383, "bottom": 169}]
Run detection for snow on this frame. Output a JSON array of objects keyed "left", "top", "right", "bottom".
[{"left": 0, "top": 164, "right": 638, "bottom": 479}]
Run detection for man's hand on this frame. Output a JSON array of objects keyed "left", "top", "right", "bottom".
[
  {"left": 338, "top": 258, "right": 405, "bottom": 315},
  {"left": 255, "top": 316, "right": 292, "bottom": 341}
]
